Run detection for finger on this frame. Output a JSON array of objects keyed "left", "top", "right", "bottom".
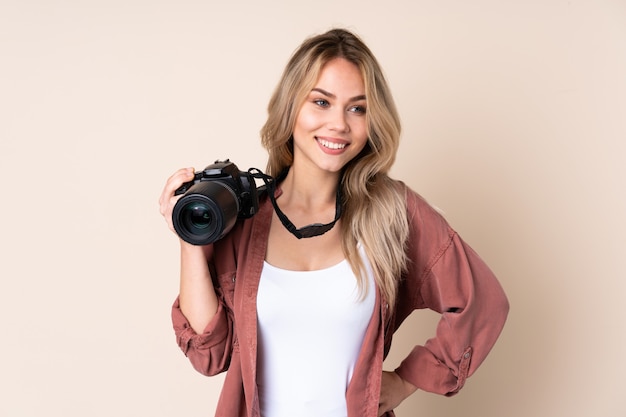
[
  {"left": 158, "top": 167, "right": 195, "bottom": 226},
  {"left": 165, "top": 167, "right": 195, "bottom": 195},
  {"left": 159, "top": 167, "right": 195, "bottom": 207}
]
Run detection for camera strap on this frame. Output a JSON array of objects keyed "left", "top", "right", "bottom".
[{"left": 249, "top": 168, "right": 342, "bottom": 239}]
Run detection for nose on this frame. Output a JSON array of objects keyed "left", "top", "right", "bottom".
[{"left": 326, "top": 108, "right": 350, "bottom": 133}]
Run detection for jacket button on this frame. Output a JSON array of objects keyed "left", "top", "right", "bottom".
[{"left": 464, "top": 352, "right": 471, "bottom": 359}]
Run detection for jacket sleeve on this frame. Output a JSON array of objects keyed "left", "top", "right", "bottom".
[
  {"left": 169, "top": 221, "right": 244, "bottom": 377},
  {"left": 394, "top": 190, "right": 509, "bottom": 396},
  {"left": 171, "top": 294, "right": 235, "bottom": 376}
]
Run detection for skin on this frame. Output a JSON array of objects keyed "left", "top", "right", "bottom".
[
  {"left": 158, "top": 57, "right": 417, "bottom": 416},
  {"left": 265, "top": 58, "right": 369, "bottom": 272},
  {"left": 159, "top": 167, "right": 218, "bottom": 333}
]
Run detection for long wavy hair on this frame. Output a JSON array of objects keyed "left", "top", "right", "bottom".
[{"left": 260, "top": 28, "right": 409, "bottom": 306}]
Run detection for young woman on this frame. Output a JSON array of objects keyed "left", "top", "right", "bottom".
[{"left": 159, "top": 28, "right": 509, "bottom": 417}]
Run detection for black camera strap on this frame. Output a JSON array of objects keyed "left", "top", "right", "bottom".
[{"left": 249, "top": 168, "right": 342, "bottom": 239}]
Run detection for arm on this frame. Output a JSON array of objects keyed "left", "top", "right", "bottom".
[
  {"left": 378, "top": 370, "right": 418, "bottom": 416},
  {"left": 159, "top": 167, "right": 219, "bottom": 332},
  {"left": 178, "top": 241, "right": 219, "bottom": 334},
  {"left": 394, "top": 190, "right": 509, "bottom": 396},
  {"left": 160, "top": 168, "right": 233, "bottom": 375}
]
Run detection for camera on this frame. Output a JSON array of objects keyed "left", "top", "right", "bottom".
[{"left": 172, "top": 160, "right": 259, "bottom": 245}]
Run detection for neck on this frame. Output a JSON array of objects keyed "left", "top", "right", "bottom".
[
  {"left": 266, "top": 166, "right": 343, "bottom": 239},
  {"left": 279, "top": 166, "right": 341, "bottom": 208}
]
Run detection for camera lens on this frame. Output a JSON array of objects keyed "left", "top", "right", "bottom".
[
  {"left": 183, "top": 202, "right": 213, "bottom": 230},
  {"left": 172, "top": 181, "right": 239, "bottom": 245}
]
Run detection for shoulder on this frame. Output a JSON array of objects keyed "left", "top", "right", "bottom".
[
  {"left": 395, "top": 181, "right": 458, "bottom": 272},
  {"left": 221, "top": 193, "right": 273, "bottom": 241},
  {"left": 216, "top": 193, "right": 274, "bottom": 259},
  {"left": 391, "top": 180, "right": 451, "bottom": 231}
]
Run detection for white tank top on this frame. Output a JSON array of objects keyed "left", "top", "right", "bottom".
[{"left": 256, "top": 250, "right": 376, "bottom": 417}]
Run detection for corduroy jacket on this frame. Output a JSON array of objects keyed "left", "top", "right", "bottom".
[{"left": 172, "top": 182, "right": 509, "bottom": 417}]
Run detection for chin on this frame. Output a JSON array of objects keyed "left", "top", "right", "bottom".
[{"left": 316, "top": 160, "right": 349, "bottom": 174}]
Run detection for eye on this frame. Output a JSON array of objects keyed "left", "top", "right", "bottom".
[
  {"left": 313, "top": 98, "right": 330, "bottom": 107},
  {"left": 349, "top": 105, "right": 366, "bottom": 114}
]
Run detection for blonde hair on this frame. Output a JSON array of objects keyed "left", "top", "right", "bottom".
[{"left": 260, "top": 29, "right": 409, "bottom": 306}]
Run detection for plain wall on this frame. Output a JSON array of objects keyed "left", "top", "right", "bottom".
[{"left": 1, "top": 0, "right": 625, "bottom": 416}]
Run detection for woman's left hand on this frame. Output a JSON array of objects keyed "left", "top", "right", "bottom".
[{"left": 378, "top": 371, "right": 418, "bottom": 416}]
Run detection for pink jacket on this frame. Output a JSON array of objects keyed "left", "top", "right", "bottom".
[{"left": 171, "top": 183, "right": 509, "bottom": 417}]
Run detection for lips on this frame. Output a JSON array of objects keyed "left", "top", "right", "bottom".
[{"left": 316, "top": 137, "right": 348, "bottom": 150}]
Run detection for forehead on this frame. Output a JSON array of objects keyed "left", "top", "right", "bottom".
[{"left": 314, "top": 58, "right": 365, "bottom": 95}]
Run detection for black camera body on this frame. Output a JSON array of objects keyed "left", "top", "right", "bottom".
[{"left": 172, "top": 160, "right": 259, "bottom": 245}]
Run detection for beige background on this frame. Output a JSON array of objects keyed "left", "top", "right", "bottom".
[{"left": 1, "top": 0, "right": 625, "bottom": 416}]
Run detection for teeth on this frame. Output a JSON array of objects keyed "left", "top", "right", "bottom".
[{"left": 318, "top": 138, "right": 347, "bottom": 150}]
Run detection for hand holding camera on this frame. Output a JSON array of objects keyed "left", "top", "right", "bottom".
[{"left": 160, "top": 160, "right": 260, "bottom": 246}]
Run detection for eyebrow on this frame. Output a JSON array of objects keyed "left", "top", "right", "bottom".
[{"left": 311, "top": 88, "right": 366, "bottom": 102}]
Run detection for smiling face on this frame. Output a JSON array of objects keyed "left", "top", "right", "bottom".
[{"left": 291, "top": 58, "right": 369, "bottom": 176}]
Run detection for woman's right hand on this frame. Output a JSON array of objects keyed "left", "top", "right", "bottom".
[
  {"left": 160, "top": 167, "right": 219, "bottom": 333},
  {"left": 158, "top": 167, "right": 195, "bottom": 234}
]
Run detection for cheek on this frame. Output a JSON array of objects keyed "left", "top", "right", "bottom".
[
  {"left": 293, "top": 110, "right": 319, "bottom": 135},
  {"left": 353, "top": 137, "right": 369, "bottom": 155},
  {"left": 353, "top": 120, "right": 369, "bottom": 145}
]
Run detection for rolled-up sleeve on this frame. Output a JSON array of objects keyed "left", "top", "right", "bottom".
[
  {"left": 172, "top": 296, "right": 235, "bottom": 376},
  {"left": 395, "top": 191, "right": 509, "bottom": 396}
]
